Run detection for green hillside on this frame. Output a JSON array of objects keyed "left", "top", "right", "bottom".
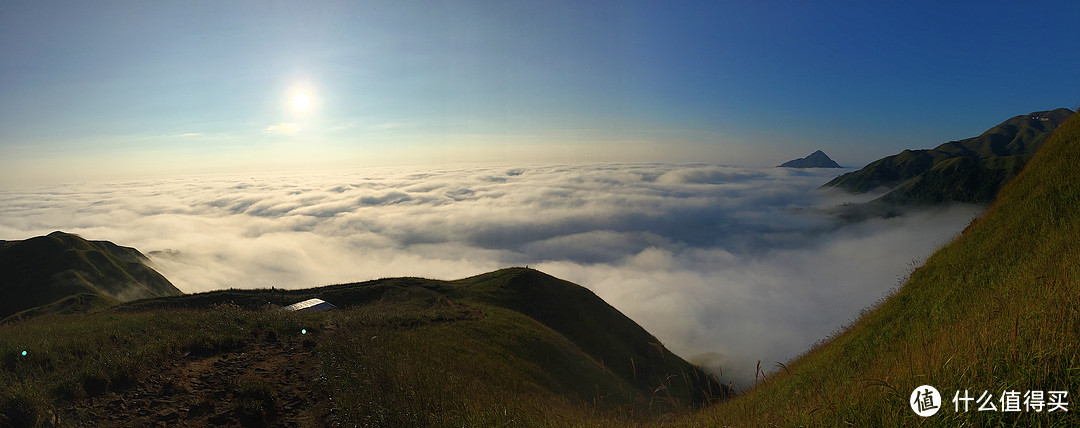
[
  {"left": 824, "top": 108, "right": 1073, "bottom": 204},
  {"left": 1, "top": 268, "right": 725, "bottom": 426},
  {"left": 687, "top": 106, "right": 1080, "bottom": 424},
  {"left": 0, "top": 231, "right": 182, "bottom": 321}
]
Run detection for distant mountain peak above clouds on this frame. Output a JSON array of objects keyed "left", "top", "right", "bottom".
[{"left": 778, "top": 150, "right": 841, "bottom": 168}]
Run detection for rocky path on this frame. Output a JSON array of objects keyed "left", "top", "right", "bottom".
[{"left": 60, "top": 333, "right": 326, "bottom": 427}]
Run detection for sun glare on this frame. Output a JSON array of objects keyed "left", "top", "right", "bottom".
[{"left": 292, "top": 92, "right": 311, "bottom": 112}]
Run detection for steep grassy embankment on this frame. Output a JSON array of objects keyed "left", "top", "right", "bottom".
[{"left": 688, "top": 108, "right": 1080, "bottom": 425}]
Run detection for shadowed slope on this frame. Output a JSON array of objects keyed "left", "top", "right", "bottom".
[
  {"left": 450, "top": 268, "right": 727, "bottom": 407},
  {"left": 824, "top": 108, "right": 1073, "bottom": 204},
  {"left": 0, "top": 231, "right": 181, "bottom": 320}
]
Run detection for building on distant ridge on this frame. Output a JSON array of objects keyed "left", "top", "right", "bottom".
[{"left": 280, "top": 298, "right": 338, "bottom": 312}]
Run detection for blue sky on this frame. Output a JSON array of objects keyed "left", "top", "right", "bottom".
[{"left": 2, "top": 1, "right": 1078, "bottom": 183}]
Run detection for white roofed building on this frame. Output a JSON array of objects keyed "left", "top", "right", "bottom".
[{"left": 280, "top": 298, "right": 338, "bottom": 312}]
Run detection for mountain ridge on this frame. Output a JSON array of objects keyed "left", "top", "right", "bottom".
[
  {"left": 824, "top": 108, "right": 1074, "bottom": 204},
  {"left": 1, "top": 264, "right": 727, "bottom": 425},
  {"left": 690, "top": 104, "right": 1080, "bottom": 425},
  {"left": 0, "top": 231, "right": 181, "bottom": 321}
]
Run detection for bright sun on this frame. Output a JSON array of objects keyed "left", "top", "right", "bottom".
[{"left": 292, "top": 92, "right": 311, "bottom": 112}]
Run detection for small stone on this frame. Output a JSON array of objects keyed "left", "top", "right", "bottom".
[
  {"left": 208, "top": 413, "right": 231, "bottom": 425},
  {"left": 161, "top": 382, "right": 179, "bottom": 396},
  {"left": 157, "top": 410, "right": 180, "bottom": 421}
]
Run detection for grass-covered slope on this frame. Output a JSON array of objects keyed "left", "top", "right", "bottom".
[
  {"left": 449, "top": 268, "right": 726, "bottom": 407},
  {"left": 0, "top": 231, "right": 181, "bottom": 321},
  {"left": 689, "top": 105, "right": 1080, "bottom": 425},
  {"left": 824, "top": 108, "right": 1073, "bottom": 204},
  {"left": 1, "top": 268, "right": 724, "bottom": 426}
]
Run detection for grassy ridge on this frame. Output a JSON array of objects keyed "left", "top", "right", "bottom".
[
  {"left": 0, "top": 231, "right": 181, "bottom": 321},
  {"left": 449, "top": 268, "right": 726, "bottom": 408},
  {"left": 1, "top": 307, "right": 317, "bottom": 425},
  {"left": 824, "top": 108, "right": 1073, "bottom": 204},
  {"left": 319, "top": 302, "right": 637, "bottom": 426},
  {"left": 1, "top": 268, "right": 723, "bottom": 426},
  {"left": 688, "top": 107, "right": 1080, "bottom": 425}
]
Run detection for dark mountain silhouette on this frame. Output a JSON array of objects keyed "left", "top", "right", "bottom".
[
  {"left": 0, "top": 231, "right": 181, "bottom": 320},
  {"left": 823, "top": 108, "right": 1074, "bottom": 204},
  {"left": 778, "top": 150, "right": 841, "bottom": 168}
]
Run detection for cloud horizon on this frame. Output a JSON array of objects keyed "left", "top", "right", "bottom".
[{"left": 0, "top": 163, "right": 981, "bottom": 388}]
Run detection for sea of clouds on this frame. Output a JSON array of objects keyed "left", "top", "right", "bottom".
[{"left": 0, "top": 163, "right": 982, "bottom": 388}]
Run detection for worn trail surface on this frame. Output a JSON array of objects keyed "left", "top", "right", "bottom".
[{"left": 61, "top": 334, "right": 326, "bottom": 427}]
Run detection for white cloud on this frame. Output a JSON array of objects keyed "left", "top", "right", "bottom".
[
  {"left": 0, "top": 163, "right": 981, "bottom": 389},
  {"left": 370, "top": 122, "right": 409, "bottom": 131},
  {"left": 263, "top": 122, "right": 301, "bottom": 135}
]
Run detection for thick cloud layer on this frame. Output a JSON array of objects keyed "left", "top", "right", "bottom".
[{"left": 0, "top": 164, "right": 980, "bottom": 388}]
